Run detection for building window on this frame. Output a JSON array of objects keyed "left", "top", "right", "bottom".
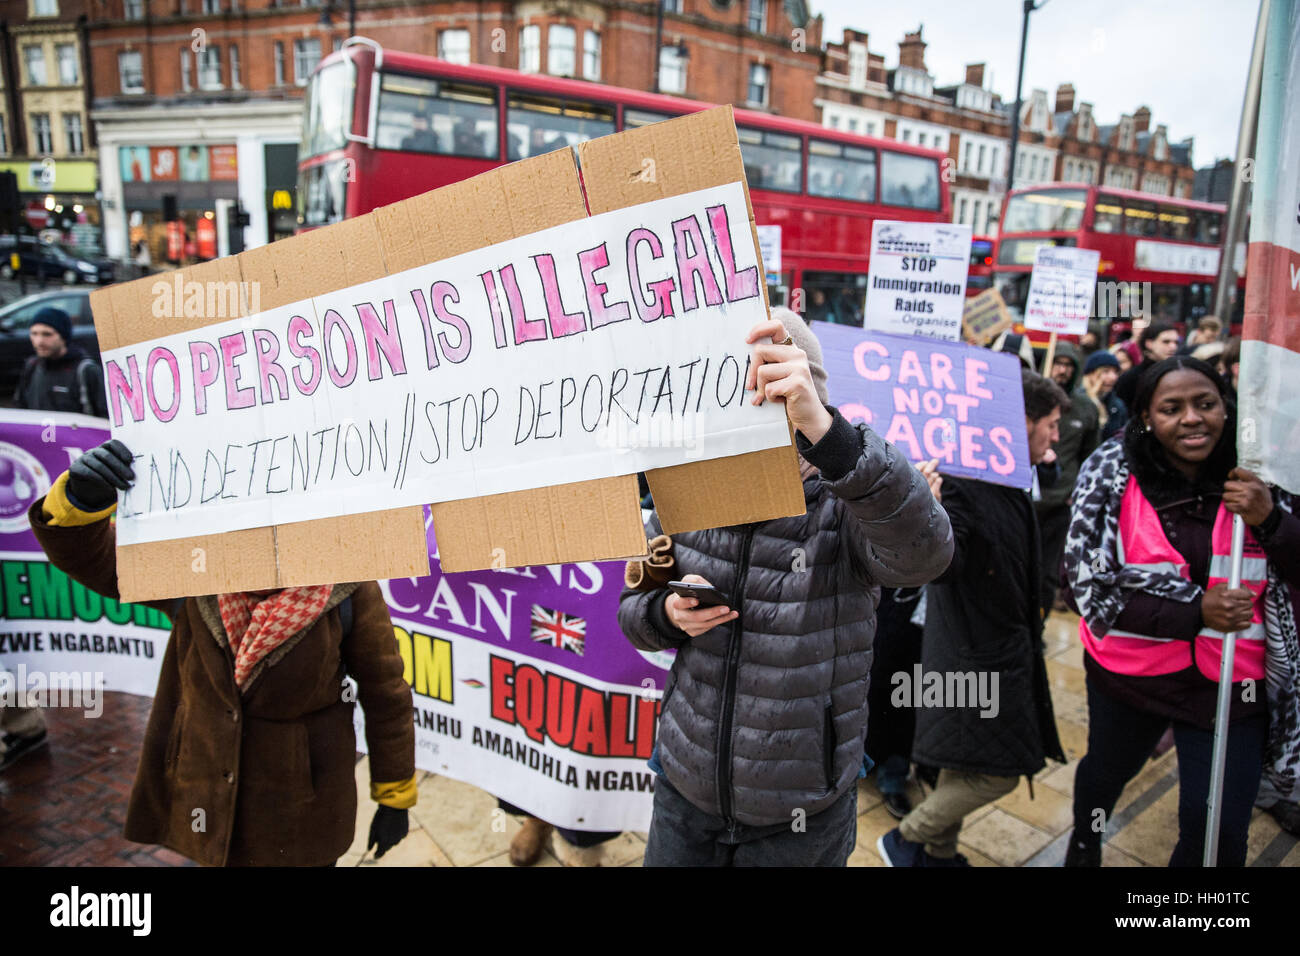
[
  {"left": 199, "top": 44, "right": 221, "bottom": 89},
  {"left": 548, "top": 25, "right": 576, "bottom": 76},
  {"left": 124, "top": 0, "right": 144, "bottom": 18},
  {"left": 662, "top": 0, "right": 682, "bottom": 13},
  {"left": 583, "top": 29, "right": 600, "bottom": 81},
  {"left": 230, "top": 44, "right": 241, "bottom": 88},
  {"left": 202, "top": 0, "right": 220, "bottom": 11},
  {"left": 55, "top": 44, "right": 78, "bottom": 85},
  {"left": 963, "top": 142, "right": 972, "bottom": 172},
  {"left": 990, "top": 147, "right": 1000, "bottom": 177},
  {"left": 866, "top": 121, "right": 876, "bottom": 136},
  {"left": 438, "top": 28, "right": 470, "bottom": 65},
  {"left": 274, "top": 41, "right": 285, "bottom": 86},
  {"left": 32, "top": 0, "right": 58, "bottom": 15},
  {"left": 659, "top": 45, "right": 686, "bottom": 94},
  {"left": 901, "top": 129, "right": 912, "bottom": 143},
  {"left": 747, "top": 63, "right": 769, "bottom": 107},
  {"left": 958, "top": 196, "right": 968, "bottom": 224},
  {"left": 293, "top": 38, "right": 320, "bottom": 85},
  {"left": 23, "top": 46, "right": 47, "bottom": 86},
  {"left": 180, "top": 49, "right": 191, "bottom": 91},
  {"left": 747, "top": 0, "right": 766, "bottom": 33},
  {"left": 119, "top": 50, "right": 144, "bottom": 93},
  {"left": 32, "top": 113, "right": 52, "bottom": 154},
  {"left": 63, "top": 113, "right": 83, "bottom": 154},
  {"left": 977, "top": 143, "right": 986, "bottom": 174},
  {"left": 0, "top": 118, "right": 8, "bottom": 155},
  {"left": 847, "top": 117, "right": 858, "bottom": 132},
  {"left": 519, "top": 24, "right": 540, "bottom": 73}
]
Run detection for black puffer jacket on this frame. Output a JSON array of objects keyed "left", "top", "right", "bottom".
[
  {"left": 618, "top": 409, "right": 953, "bottom": 827},
  {"left": 911, "top": 476, "right": 1066, "bottom": 777}
]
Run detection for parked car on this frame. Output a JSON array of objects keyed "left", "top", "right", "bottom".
[
  {"left": 0, "top": 289, "right": 99, "bottom": 399},
  {"left": 0, "top": 234, "right": 116, "bottom": 285}
]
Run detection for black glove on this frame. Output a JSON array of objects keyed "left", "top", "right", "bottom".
[
  {"left": 367, "top": 805, "right": 408, "bottom": 859},
  {"left": 67, "top": 439, "right": 135, "bottom": 512}
]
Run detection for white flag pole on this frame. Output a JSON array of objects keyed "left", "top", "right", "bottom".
[{"left": 1204, "top": 513, "right": 1246, "bottom": 866}]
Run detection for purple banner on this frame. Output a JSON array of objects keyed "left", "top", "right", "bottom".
[
  {"left": 813, "top": 322, "right": 1032, "bottom": 489},
  {"left": 0, "top": 411, "right": 111, "bottom": 551}
]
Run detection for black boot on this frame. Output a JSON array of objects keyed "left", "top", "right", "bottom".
[{"left": 1063, "top": 830, "right": 1102, "bottom": 867}]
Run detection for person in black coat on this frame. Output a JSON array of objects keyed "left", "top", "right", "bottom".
[
  {"left": 878, "top": 370, "right": 1069, "bottom": 867},
  {"left": 13, "top": 308, "right": 106, "bottom": 418}
]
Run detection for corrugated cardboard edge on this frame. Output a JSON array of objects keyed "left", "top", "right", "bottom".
[{"left": 575, "top": 106, "right": 805, "bottom": 534}]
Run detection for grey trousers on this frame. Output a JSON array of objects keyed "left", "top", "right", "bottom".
[{"left": 898, "top": 768, "right": 1019, "bottom": 858}]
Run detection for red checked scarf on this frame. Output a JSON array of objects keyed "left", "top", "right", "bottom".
[{"left": 218, "top": 585, "right": 333, "bottom": 690}]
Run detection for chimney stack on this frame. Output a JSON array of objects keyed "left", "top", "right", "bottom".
[
  {"left": 1134, "top": 106, "right": 1151, "bottom": 133},
  {"left": 898, "top": 27, "right": 927, "bottom": 71},
  {"left": 1055, "top": 83, "right": 1075, "bottom": 114},
  {"left": 965, "top": 63, "right": 985, "bottom": 87}
]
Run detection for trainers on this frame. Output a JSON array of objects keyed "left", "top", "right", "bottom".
[
  {"left": 0, "top": 730, "right": 48, "bottom": 772},
  {"left": 882, "top": 790, "right": 912, "bottom": 820},
  {"left": 877, "top": 828, "right": 925, "bottom": 867},
  {"left": 1266, "top": 800, "right": 1300, "bottom": 838}
]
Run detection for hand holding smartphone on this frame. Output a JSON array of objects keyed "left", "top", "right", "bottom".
[{"left": 664, "top": 576, "right": 739, "bottom": 637}]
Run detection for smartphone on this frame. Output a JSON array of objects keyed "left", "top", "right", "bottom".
[{"left": 667, "top": 580, "right": 732, "bottom": 608}]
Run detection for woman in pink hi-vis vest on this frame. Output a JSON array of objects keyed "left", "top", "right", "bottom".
[{"left": 1060, "top": 357, "right": 1300, "bottom": 867}]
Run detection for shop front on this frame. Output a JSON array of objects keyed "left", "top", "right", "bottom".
[{"left": 0, "top": 158, "right": 103, "bottom": 256}]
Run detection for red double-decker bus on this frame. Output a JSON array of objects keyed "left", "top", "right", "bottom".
[
  {"left": 990, "top": 183, "right": 1242, "bottom": 345},
  {"left": 967, "top": 234, "right": 994, "bottom": 296},
  {"left": 297, "top": 39, "right": 950, "bottom": 326}
]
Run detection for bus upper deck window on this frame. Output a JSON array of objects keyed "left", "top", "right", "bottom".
[
  {"left": 377, "top": 74, "right": 499, "bottom": 159},
  {"left": 1093, "top": 198, "right": 1123, "bottom": 233},
  {"left": 506, "top": 95, "right": 615, "bottom": 160},
  {"left": 738, "top": 128, "right": 802, "bottom": 193},
  {"left": 880, "top": 152, "right": 939, "bottom": 210},
  {"left": 808, "top": 140, "right": 876, "bottom": 202}
]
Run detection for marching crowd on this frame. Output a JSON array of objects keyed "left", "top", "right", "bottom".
[{"left": 3, "top": 303, "right": 1299, "bottom": 868}]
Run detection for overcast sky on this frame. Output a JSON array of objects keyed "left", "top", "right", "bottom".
[{"left": 812, "top": 0, "right": 1259, "bottom": 166}]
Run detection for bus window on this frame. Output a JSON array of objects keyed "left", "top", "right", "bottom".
[
  {"left": 1194, "top": 210, "right": 1223, "bottom": 244},
  {"left": 808, "top": 140, "right": 877, "bottom": 202},
  {"left": 299, "top": 162, "right": 348, "bottom": 228},
  {"left": 1093, "top": 196, "right": 1123, "bottom": 233},
  {"left": 301, "top": 59, "right": 356, "bottom": 161},
  {"left": 1160, "top": 206, "right": 1192, "bottom": 240},
  {"left": 970, "top": 238, "right": 994, "bottom": 266},
  {"left": 801, "top": 271, "right": 866, "bottom": 326},
  {"left": 880, "top": 152, "right": 939, "bottom": 210},
  {"left": 1002, "top": 188, "right": 1087, "bottom": 232},
  {"left": 1123, "top": 199, "right": 1159, "bottom": 237},
  {"left": 506, "top": 95, "right": 615, "bottom": 160},
  {"left": 623, "top": 108, "right": 677, "bottom": 130},
  {"left": 376, "top": 75, "right": 499, "bottom": 158},
  {"left": 738, "top": 127, "right": 802, "bottom": 193}
]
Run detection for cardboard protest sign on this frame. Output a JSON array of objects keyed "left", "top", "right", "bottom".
[
  {"left": 962, "top": 287, "right": 1014, "bottom": 346},
  {"left": 865, "top": 221, "right": 971, "bottom": 341},
  {"left": 814, "top": 322, "right": 1032, "bottom": 489},
  {"left": 0, "top": 411, "right": 171, "bottom": 700},
  {"left": 1024, "top": 245, "right": 1101, "bottom": 335},
  {"left": 91, "top": 107, "right": 806, "bottom": 601}
]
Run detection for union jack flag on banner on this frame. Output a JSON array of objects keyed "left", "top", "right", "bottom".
[
  {"left": 1240, "top": 0, "right": 1300, "bottom": 494},
  {"left": 530, "top": 604, "right": 586, "bottom": 656}
]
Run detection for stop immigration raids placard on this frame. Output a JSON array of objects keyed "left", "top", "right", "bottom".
[
  {"left": 102, "top": 182, "right": 790, "bottom": 547},
  {"left": 864, "top": 220, "right": 972, "bottom": 341}
]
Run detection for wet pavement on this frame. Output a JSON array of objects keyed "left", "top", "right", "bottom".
[{"left": 2, "top": 611, "right": 1296, "bottom": 867}]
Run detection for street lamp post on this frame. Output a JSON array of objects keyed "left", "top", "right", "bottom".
[
  {"left": 652, "top": 0, "right": 664, "bottom": 94},
  {"left": 1007, "top": 0, "right": 1047, "bottom": 198}
]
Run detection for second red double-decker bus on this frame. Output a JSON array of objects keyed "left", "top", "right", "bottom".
[
  {"left": 990, "top": 183, "right": 1240, "bottom": 345},
  {"left": 298, "top": 39, "right": 950, "bottom": 326}
]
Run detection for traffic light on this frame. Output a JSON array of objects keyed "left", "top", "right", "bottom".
[{"left": 227, "top": 203, "right": 251, "bottom": 254}]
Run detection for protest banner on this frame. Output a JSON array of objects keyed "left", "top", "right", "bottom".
[
  {"left": 756, "top": 224, "right": 782, "bottom": 284},
  {"left": 814, "top": 322, "right": 1032, "bottom": 489},
  {"left": 0, "top": 410, "right": 171, "bottom": 703},
  {"left": 962, "top": 287, "right": 1015, "bottom": 346},
  {"left": 864, "top": 220, "right": 971, "bottom": 341},
  {"left": 362, "top": 510, "right": 667, "bottom": 832},
  {"left": 92, "top": 107, "right": 806, "bottom": 602},
  {"left": 1023, "top": 244, "right": 1101, "bottom": 336}
]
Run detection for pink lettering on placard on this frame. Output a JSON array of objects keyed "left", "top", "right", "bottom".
[
  {"left": 532, "top": 254, "right": 586, "bottom": 338},
  {"left": 321, "top": 310, "right": 358, "bottom": 388},
  {"left": 959, "top": 425, "right": 987, "bottom": 469},
  {"left": 839, "top": 403, "right": 874, "bottom": 426},
  {"left": 988, "top": 426, "right": 1016, "bottom": 475},
  {"left": 578, "top": 243, "right": 631, "bottom": 330},
  {"left": 964, "top": 357, "right": 994, "bottom": 399},
  {"left": 479, "top": 270, "right": 508, "bottom": 349},
  {"left": 500, "top": 264, "right": 547, "bottom": 345},
  {"left": 885, "top": 413, "right": 922, "bottom": 460},
  {"left": 431, "top": 281, "right": 471, "bottom": 363},
  {"left": 252, "top": 329, "right": 289, "bottom": 402},
  {"left": 943, "top": 393, "right": 979, "bottom": 422},
  {"left": 189, "top": 341, "right": 220, "bottom": 415},
  {"left": 105, "top": 356, "right": 144, "bottom": 427},
  {"left": 929, "top": 352, "right": 957, "bottom": 392},
  {"left": 356, "top": 301, "right": 408, "bottom": 381},
  {"left": 922, "top": 418, "right": 957, "bottom": 464},
  {"left": 894, "top": 387, "right": 920, "bottom": 415},
  {"left": 898, "top": 350, "right": 925, "bottom": 386},
  {"left": 921, "top": 390, "right": 944, "bottom": 415},
  {"left": 853, "top": 340, "right": 890, "bottom": 381},
  {"left": 145, "top": 348, "right": 180, "bottom": 423},
  {"left": 705, "top": 204, "right": 760, "bottom": 303},
  {"left": 287, "top": 315, "right": 322, "bottom": 395},
  {"left": 627, "top": 228, "right": 675, "bottom": 322},
  {"left": 408, "top": 287, "right": 440, "bottom": 370},
  {"left": 218, "top": 332, "right": 255, "bottom": 410},
  {"left": 671, "top": 214, "right": 724, "bottom": 312}
]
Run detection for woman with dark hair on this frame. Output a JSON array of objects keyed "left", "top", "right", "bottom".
[{"left": 1060, "top": 357, "right": 1300, "bottom": 866}]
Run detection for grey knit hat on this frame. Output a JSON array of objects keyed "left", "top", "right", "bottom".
[{"left": 769, "top": 306, "right": 830, "bottom": 404}]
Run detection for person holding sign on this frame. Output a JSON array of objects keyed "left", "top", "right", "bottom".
[
  {"left": 618, "top": 307, "right": 954, "bottom": 867},
  {"left": 27, "top": 441, "right": 418, "bottom": 867},
  {"left": 878, "top": 370, "right": 1069, "bottom": 867},
  {"left": 1060, "top": 357, "right": 1300, "bottom": 867}
]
